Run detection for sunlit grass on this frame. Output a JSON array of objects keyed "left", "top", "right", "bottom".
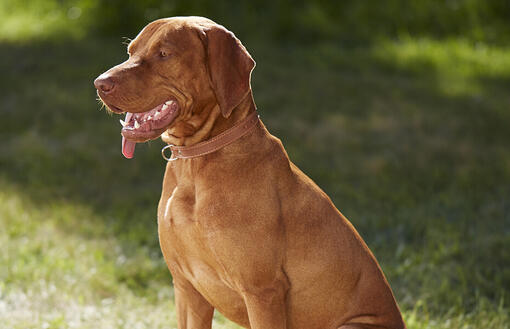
[
  {"left": 373, "top": 37, "right": 510, "bottom": 96},
  {"left": 0, "top": 0, "right": 89, "bottom": 41},
  {"left": 0, "top": 184, "right": 176, "bottom": 329}
]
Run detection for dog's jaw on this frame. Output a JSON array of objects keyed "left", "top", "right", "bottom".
[{"left": 120, "top": 99, "right": 180, "bottom": 158}]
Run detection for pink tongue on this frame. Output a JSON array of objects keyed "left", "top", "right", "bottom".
[
  {"left": 122, "top": 136, "right": 136, "bottom": 159},
  {"left": 121, "top": 112, "right": 136, "bottom": 159}
]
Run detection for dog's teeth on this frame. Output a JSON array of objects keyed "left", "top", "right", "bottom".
[
  {"left": 120, "top": 119, "right": 127, "bottom": 127},
  {"left": 165, "top": 100, "right": 173, "bottom": 105},
  {"left": 147, "top": 115, "right": 152, "bottom": 120},
  {"left": 162, "top": 104, "right": 169, "bottom": 111},
  {"left": 154, "top": 111, "right": 160, "bottom": 118},
  {"left": 134, "top": 121, "right": 140, "bottom": 129}
]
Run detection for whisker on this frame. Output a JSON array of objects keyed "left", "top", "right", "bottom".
[
  {"left": 122, "top": 37, "right": 133, "bottom": 46},
  {"left": 96, "top": 97, "right": 114, "bottom": 116}
]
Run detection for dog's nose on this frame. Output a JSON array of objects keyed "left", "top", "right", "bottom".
[{"left": 94, "top": 76, "right": 115, "bottom": 93}]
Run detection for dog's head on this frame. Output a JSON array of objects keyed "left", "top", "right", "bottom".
[{"left": 94, "top": 16, "right": 255, "bottom": 158}]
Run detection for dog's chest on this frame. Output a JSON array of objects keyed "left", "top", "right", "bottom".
[
  {"left": 157, "top": 185, "right": 212, "bottom": 268},
  {"left": 157, "top": 185, "right": 249, "bottom": 323}
]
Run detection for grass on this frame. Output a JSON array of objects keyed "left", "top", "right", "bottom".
[{"left": 1, "top": 16, "right": 509, "bottom": 329}]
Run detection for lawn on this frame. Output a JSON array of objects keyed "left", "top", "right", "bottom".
[{"left": 1, "top": 8, "right": 509, "bottom": 329}]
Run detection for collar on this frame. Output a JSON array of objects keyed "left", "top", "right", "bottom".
[{"left": 161, "top": 111, "right": 260, "bottom": 161}]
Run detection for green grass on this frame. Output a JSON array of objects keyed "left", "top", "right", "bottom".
[{"left": 1, "top": 17, "right": 510, "bottom": 329}]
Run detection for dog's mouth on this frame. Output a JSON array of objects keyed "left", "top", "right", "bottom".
[{"left": 117, "top": 99, "right": 180, "bottom": 159}]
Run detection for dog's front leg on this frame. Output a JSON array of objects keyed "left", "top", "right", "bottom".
[
  {"left": 241, "top": 282, "right": 288, "bottom": 329},
  {"left": 174, "top": 279, "right": 214, "bottom": 329}
]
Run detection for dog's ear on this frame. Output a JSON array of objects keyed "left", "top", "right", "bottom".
[{"left": 200, "top": 25, "right": 255, "bottom": 118}]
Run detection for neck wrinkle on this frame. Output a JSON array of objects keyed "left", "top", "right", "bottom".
[
  {"left": 209, "top": 92, "right": 256, "bottom": 139},
  {"left": 161, "top": 92, "right": 256, "bottom": 146}
]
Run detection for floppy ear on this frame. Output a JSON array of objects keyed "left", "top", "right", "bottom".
[{"left": 201, "top": 25, "right": 255, "bottom": 118}]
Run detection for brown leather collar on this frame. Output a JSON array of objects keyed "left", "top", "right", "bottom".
[{"left": 161, "top": 111, "right": 260, "bottom": 161}]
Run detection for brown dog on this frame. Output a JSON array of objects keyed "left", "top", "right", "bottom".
[{"left": 94, "top": 16, "right": 406, "bottom": 329}]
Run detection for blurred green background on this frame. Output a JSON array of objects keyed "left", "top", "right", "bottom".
[{"left": 1, "top": 1, "right": 509, "bottom": 328}]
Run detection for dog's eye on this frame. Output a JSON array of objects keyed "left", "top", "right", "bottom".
[{"left": 159, "top": 50, "right": 168, "bottom": 58}]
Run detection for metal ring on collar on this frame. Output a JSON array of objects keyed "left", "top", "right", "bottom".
[{"left": 161, "top": 144, "right": 178, "bottom": 162}]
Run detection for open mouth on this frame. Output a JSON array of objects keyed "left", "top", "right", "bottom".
[{"left": 119, "top": 99, "right": 180, "bottom": 159}]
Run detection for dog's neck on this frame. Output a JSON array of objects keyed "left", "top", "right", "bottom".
[
  {"left": 159, "top": 93, "right": 272, "bottom": 190},
  {"left": 161, "top": 92, "right": 256, "bottom": 146}
]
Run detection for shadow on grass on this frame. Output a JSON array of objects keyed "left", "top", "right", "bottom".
[
  {"left": 1, "top": 36, "right": 509, "bottom": 315},
  {"left": 0, "top": 38, "right": 164, "bottom": 240}
]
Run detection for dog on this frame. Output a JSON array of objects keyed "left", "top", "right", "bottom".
[{"left": 94, "top": 16, "right": 406, "bottom": 329}]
